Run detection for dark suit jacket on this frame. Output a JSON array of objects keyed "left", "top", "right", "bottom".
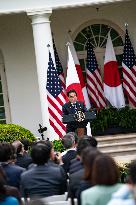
[
  {"left": 21, "top": 162, "right": 67, "bottom": 198},
  {"left": 68, "top": 168, "right": 84, "bottom": 205},
  {"left": 15, "top": 153, "right": 32, "bottom": 169},
  {"left": 62, "top": 150, "right": 77, "bottom": 173},
  {"left": 1, "top": 162, "right": 25, "bottom": 189},
  {"left": 62, "top": 101, "right": 87, "bottom": 132}
]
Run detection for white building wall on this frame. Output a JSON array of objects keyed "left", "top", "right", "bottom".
[
  {"left": 0, "top": 14, "right": 42, "bottom": 137},
  {"left": 0, "top": 0, "right": 135, "bottom": 137}
]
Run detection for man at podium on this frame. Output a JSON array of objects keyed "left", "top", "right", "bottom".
[{"left": 62, "top": 89, "right": 87, "bottom": 137}]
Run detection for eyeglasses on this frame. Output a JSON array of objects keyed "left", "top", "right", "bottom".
[{"left": 69, "top": 95, "right": 76, "bottom": 98}]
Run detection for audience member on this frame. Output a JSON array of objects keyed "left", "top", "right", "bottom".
[
  {"left": 21, "top": 138, "right": 31, "bottom": 154},
  {"left": 21, "top": 141, "right": 67, "bottom": 198},
  {"left": 61, "top": 132, "right": 77, "bottom": 172},
  {"left": 0, "top": 142, "right": 25, "bottom": 189},
  {"left": 69, "top": 135, "right": 97, "bottom": 174},
  {"left": 12, "top": 140, "right": 32, "bottom": 169},
  {"left": 81, "top": 154, "right": 122, "bottom": 205},
  {"left": 108, "top": 160, "right": 136, "bottom": 205},
  {"left": 0, "top": 166, "right": 19, "bottom": 205},
  {"left": 77, "top": 147, "right": 101, "bottom": 205},
  {"left": 68, "top": 136, "right": 98, "bottom": 202}
]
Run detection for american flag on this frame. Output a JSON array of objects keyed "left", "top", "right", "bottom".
[
  {"left": 122, "top": 29, "right": 136, "bottom": 107},
  {"left": 86, "top": 39, "right": 106, "bottom": 108},
  {"left": 46, "top": 51, "right": 66, "bottom": 138},
  {"left": 53, "top": 39, "right": 65, "bottom": 88}
]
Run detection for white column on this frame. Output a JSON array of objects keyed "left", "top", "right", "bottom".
[{"left": 27, "top": 10, "right": 57, "bottom": 140}]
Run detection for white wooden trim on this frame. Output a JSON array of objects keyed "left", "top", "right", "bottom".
[{"left": 0, "top": 62, "right": 11, "bottom": 123}]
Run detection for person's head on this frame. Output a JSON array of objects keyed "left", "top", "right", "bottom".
[
  {"left": 83, "top": 135, "right": 98, "bottom": 147},
  {"left": 92, "top": 154, "right": 119, "bottom": 186},
  {"left": 31, "top": 141, "right": 52, "bottom": 165},
  {"left": 0, "top": 142, "right": 14, "bottom": 162},
  {"left": 128, "top": 160, "right": 136, "bottom": 184},
  {"left": 12, "top": 140, "right": 24, "bottom": 155},
  {"left": 21, "top": 138, "right": 31, "bottom": 152},
  {"left": 68, "top": 132, "right": 78, "bottom": 144},
  {"left": 62, "top": 133, "right": 76, "bottom": 149},
  {"left": 67, "top": 89, "right": 77, "bottom": 103},
  {"left": 77, "top": 136, "right": 98, "bottom": 156},
  {"left": 81, "top": 147, "right": 101, "bottom": 181}
]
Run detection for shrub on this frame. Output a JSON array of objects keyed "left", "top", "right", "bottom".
[
  {"left": 91, "top": 106, "right": 136, "bottom": 135},
  {"left": 52, "top": 139, "right": 65, "bottom": 152},
  {"left": 0, "top": 124, "right": 36, "bottom": 143},
  {"left": 117, "top": 161, "right": 129, "bottom": 183}
]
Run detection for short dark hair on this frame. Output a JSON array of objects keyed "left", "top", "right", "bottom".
[
  {"left": 0, "top": 143, "right": 14, "bottom": 162},
  {"left": 12, "top": 140, "right": 23, "bottom": 154},
  {"left": 31, "top": 141, "right": 52, "bottom": 165},
  {"left": 67, "top": 89, "right": 77, "bottom": 97},
  {"left": 92, "top": 154, "right": 119, "bottom": 185},
  {"left": 81, "top": 147, "right": 101, "bottom": 181},
  {"left": 21, "top": 138, "right": 31, "bottom": 151},
  {"left": 77, "top": 136, "right": 98, "bottom": 156},
  {"left": 62, "top": 133, "right": 75, "bottom": 149},
  {"left": 83, "top": 135, "right": 98, "bottom": 147},
  {"left": 128, "top": 160, "right": 136, "bottom": 184}
]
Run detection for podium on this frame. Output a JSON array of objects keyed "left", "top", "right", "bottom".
[
  {"left": 62, "top": 110, "right": 96, "bottom": 124},
  {"left": 62, "top": 111, "right": 96, "bottom": 138}
]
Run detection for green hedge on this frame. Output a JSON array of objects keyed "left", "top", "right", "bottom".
[
  {"left": 0, "top": 124, "right": 36, "bottom": 143},
  {"left": 91, "top": 106, "right": 136, "bottom": 135},
  {"left": 52, "top": 139, "right": 65, "bottom": 152}
]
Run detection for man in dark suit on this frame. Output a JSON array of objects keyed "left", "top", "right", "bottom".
[
  {"left": 21, "top": 141, "right": 67, "bottom": 198},
  {"left": 62, "top": 89, "right": 87, "bottom": 134}
]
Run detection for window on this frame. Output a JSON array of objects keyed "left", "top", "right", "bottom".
[
  {"left": 0, "top": 51, "right": 11, "bottom": 124},
  {"left": 73, "top": 23, "right": 124, "bottom": 80}
]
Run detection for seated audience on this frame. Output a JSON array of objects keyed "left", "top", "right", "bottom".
[
  {"left": 61, "top": 132, "right": 77, "bottom": 172},
  {"left": 12, "top": 140, "right": 32, "bottom": 169},
  {"left": 0, "top": 142, "right": 25, "bottom": 189},
  {"left": 77, "top": 147, "right": 101, "bottom": 205},
  {"left": 107, "top": 160, "right": 136, "bottom": 205},
  {"left": 21, "top": 141, "right": 67, "bottom": 198},
  {"left": 69, "top": 135, "right": 98, "bottom": 174},
  {"left": 0, "top": 166, "right": 19, "bottom": 205},
  {"left": 68, "top": 136, "right": 98, "bottom": 201},
  {"left": 81, "top": 154, "right": 122, "bottom": 205}
]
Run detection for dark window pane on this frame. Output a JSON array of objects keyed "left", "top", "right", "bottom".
[
  {"left": 113, "top": 37, "right": 123, "bottom": 47},
  {"left": 0, "top": 94, "right": 4, "bottom": 106},
  {"left": 101, "top": 24, "right": 109, "bottom": 37},
  {"left": 116, "top": 54, "right": 123, "bottom": 66},
  {"left": 0, "top": 83, "right": 2, "bottom": 93},
  {"left": 95, "top": 36, "right": 99, "bottom": 47},
  {"left": 81, "top": 27, "right": 93, "bottom": 38},
  {"left": 0, "top": 120, "right": 6, "bottom": 124},
  {"left": 75, "top": 33, "right": 86, "bottom": 44},
  {"left": 101, "top": 38, "right": 107, "bottom": 48},
  {"left": 91, "top": 24, "right": 100, "bottom": 36},
  {"left": 110, "top": 28, "right": 119, "bottom": 40},
  {"left": 0, "top": 107, "right": 5, "bottom": 119},
  {"left": 74, "top": 42, "right": 84, "bottom": 51},
  {"left": 99, "top": 37, "right": 105, "bottom": 46},
  {"left": 79, "top": 59, "right": 85, "bottom": 70}
]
